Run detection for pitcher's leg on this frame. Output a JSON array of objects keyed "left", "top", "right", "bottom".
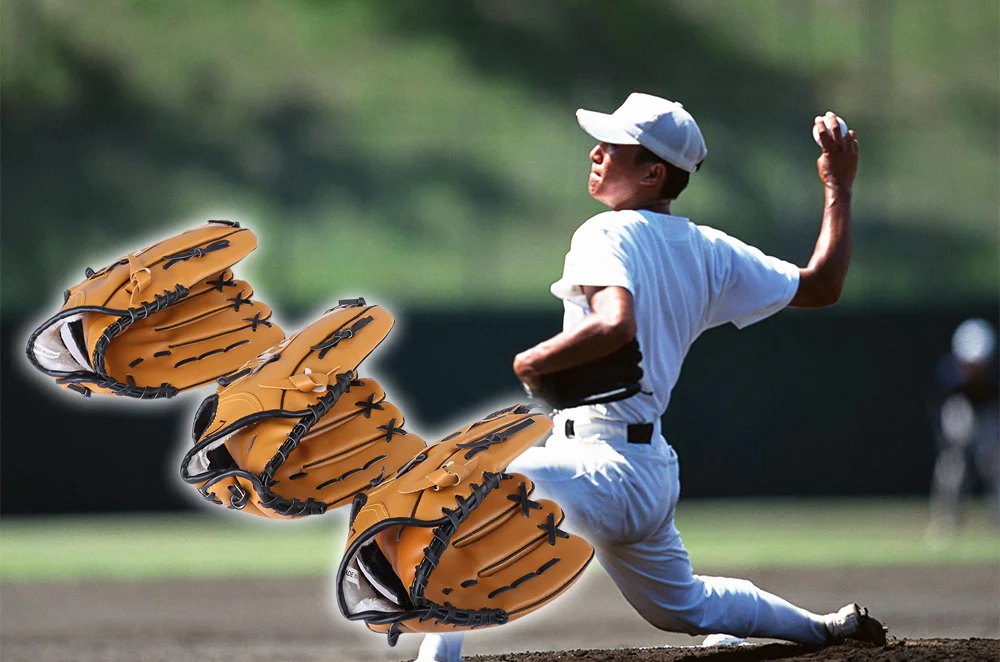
[
  {"left": 415, "top": 632, "right": 464, "bottom": 662},
  {"left": 596, "top": 519, "right": 829, "bottom": 644}
]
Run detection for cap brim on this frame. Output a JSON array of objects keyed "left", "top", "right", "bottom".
[{"left": 576, "top": 109, "right": 639, "bottom": 145}]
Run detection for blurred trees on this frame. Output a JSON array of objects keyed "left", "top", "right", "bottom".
[{"left": 2, "top": 0, "right": 997, "bottom": 312}]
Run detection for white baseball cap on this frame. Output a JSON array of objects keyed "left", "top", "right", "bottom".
[{"left": 576, "top": 93, "right": 707, "bottom": 173}]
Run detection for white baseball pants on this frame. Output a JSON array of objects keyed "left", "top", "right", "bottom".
[{"left": 417, "top": 415, "right": 830, "bottom": 661}]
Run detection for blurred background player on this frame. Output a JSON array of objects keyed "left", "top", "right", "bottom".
[{"left": 928, "top": 317, "right": 1000, "bottom": 536}]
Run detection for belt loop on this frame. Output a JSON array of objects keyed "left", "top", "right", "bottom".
[{"left": 564, "top": 420, "right": 575, "bottom": 438}]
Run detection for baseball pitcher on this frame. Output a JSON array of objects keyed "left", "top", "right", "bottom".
[{"left": 417, "top": 93, "right": 884, "bottom": 662}]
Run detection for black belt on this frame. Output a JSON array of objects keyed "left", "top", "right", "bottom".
[{"left": 564, "top": 420, "right": 653, "bottom": 444}]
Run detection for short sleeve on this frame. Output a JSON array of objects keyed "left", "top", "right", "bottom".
[
  {"left": 550, "top": 214, "right": 635, "bottom": 307},
  {"left": 703, "top": 229, "right": 800, "bottom": 330}
]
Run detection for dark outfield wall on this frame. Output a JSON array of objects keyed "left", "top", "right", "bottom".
[{"left": 3, "top": 305, "right": 996, "bottom": 514}]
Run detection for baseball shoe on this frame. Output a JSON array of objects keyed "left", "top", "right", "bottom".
[
  {"left": 415, "top": 632, "right": 464, "bottom": 662},
  {"left": 823, "top": 603, "right": 888, "bottom": 646}
]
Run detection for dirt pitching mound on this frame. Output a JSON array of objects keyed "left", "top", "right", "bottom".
[{"left": 465, "top": 638, "right": 999, "bottom": 662}]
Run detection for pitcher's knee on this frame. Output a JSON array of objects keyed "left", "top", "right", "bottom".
[
  {"left": 630, "top": 590, "right": 713, "bottom": 634},
  {"left": 632, "top": 575, "right": 761, "bottom": 636},
  {"left": 638, "top": 603, "right": 708, "bottom": 635}
]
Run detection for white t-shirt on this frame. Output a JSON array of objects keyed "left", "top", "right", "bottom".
[{"left": 550, "top": 209, "right": 800, "bottom": 425}]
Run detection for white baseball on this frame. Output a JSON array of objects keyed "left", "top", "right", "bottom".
[{"left": 813, "top": 112, "right": 848, "bottom": 146}]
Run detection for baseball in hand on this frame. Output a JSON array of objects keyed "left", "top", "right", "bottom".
[{"left": 813, "top": 112, "right": 848, "bottom": 146}]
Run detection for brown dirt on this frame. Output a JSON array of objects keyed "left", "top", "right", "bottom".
[
  {"left": 468, "top": 639, "right": 1000, "bottom": 662},
  {"left": 2, "top": 564, "right": 997, "bottom": 662}
]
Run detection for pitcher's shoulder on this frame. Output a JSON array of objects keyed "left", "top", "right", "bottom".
[
  {"left": 579, "top": 209, "right": 639, "bottom": 229},
  {"left": 692, "top": 224, "right": 760, "bottom": 252},
  {"left": 693, "top": 223, "right": 731, "bottom": 242},
  {"left": 574, "top": 210, "right": 657, "bottom": 239}
]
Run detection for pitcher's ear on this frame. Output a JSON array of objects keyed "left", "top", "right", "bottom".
[{"left": 644, "top": 161, "right": 666, "bottom": 185}]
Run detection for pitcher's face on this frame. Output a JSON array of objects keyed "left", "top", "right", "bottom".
[{"left": 586, "top": 142, "right": 649, "bottom": 209}]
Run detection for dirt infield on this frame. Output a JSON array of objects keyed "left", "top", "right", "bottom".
[
  {"left": 3, "top": 564, "right": 997, "bottom": 662},
  {"left": 468, "top": 639, "right": 1000, "bottom": 662}
]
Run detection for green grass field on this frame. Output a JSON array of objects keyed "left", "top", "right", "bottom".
[{"left": 2, "top": 499, "right": 996, "bottom": 583}]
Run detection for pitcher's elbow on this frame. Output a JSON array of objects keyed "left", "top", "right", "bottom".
[
  {"left": 796, "top": 268, "right": 846, "bottom": 308},
  {"left": 817, "top": 284, "right": 843, "bottom": 307},
  {"left": 611, "top": 316, "right": 637, "bottom": 344},
  {"left": 597, "top": 315, "right": 636, "bottom": 348}
]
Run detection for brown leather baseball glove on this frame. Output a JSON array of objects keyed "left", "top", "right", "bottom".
[
  {"left": 25, "top": 220, "right": 284, "bottom": 399},
  {"left": 180, "top": 298, "right": 426, "bottom": 519},
  {"left": 337, "top": 405, "right": 595, "bottom": 646}
]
